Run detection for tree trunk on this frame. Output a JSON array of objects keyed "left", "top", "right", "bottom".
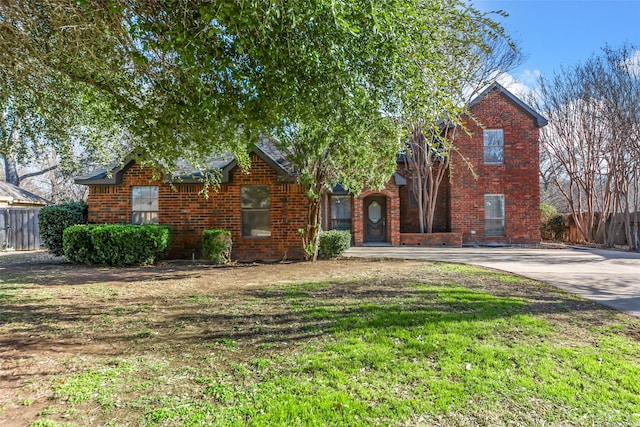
[
  {"left": 303, "top": 194, "right": 323, "bottom": 261},
  {"left": 3, "top": 155, "right": 20, "bottom": 186}
]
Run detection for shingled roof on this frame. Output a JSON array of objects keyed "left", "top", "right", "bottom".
[
  {"left": 75, "top": 139, "right": 298, "bottom": 185},
  {"left": 0, "top": 181, "right": 50, "bottom": 207}
]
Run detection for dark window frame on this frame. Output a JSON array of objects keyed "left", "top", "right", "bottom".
[
  {"left": 330, "top": 194, "right": 352, "bottom": 231},
  {"left": 483, "top": 129, "right": 504, "bottom": 164},
  {"left": 131, "top": 186, "right": 159, "bottom": 224},
  {"left": 241, "top": 185, "right": 271, "bottom": 237}
]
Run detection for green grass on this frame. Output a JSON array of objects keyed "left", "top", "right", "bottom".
[
  {"left": 2, "top": 261, "right": 639, "bottom": 426},
  {"left": 60, "top": 285, "right": 640, "bottom": 424}
]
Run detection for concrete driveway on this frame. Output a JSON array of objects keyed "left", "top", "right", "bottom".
[{"left": 344, "top": 246, "right": 640, "bottom": 318}]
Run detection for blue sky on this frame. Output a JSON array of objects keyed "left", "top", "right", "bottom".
[{"left": 475, "top": 0, "right": 640, "bottom": 93}]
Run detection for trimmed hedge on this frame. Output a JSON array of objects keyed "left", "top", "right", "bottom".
[
  {"left": 63, "top": 225, "right": 99, "bottom": 265},
  {"left": 39, "top": 202, "right": 87, "bottom": 256},
  {"left": 63, "top": 224, "right": 171, "bottom": 266},
  {"left": 202, "top": 229, "right": 232, "bottom": 264},
  {"left": 318, "top": 229, "right": 351, "bottom": 259}
]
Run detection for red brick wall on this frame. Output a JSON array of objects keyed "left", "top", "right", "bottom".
[
  {"left": 87, "top": 154, "right": 308, "bottom": 261},
  {"left": 450, "top": 87, "right": 541, "bottom": 244},
  {"left": 400, "top": 232, "right": 462, "bottom": 246}
]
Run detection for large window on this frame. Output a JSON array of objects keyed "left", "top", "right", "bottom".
[
  {"left": 131, "top": 186, "right": 158, "bottom": 224},
  {"left": 241, "top": 185, "right": 270, "bottom": 237},
  {"left": 483, "top": 129, "right": 504, "bottom": 164},
  {"left": 484, "top": 194, "right": 505, "bottom": 237},
  {"left": 330, "top": 195, "right": 351, "bottom": 230}
]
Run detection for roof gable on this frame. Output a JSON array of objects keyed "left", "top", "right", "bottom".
[
  {"left": 74, "top": 140, "right": 297, "bottom": 186},
  {"left": 469, "top": 82, "right": 548, "bottom": 128}
]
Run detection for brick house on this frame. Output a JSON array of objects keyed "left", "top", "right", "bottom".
[
  {"left": 76, "top": 83, "right": 546, "bottom": 260},
  {"left": 76, "top": 143, "right": 309, "bottom": 261},
  {"left": 323, "top": 83, "right": 547, "bottom": 248}
]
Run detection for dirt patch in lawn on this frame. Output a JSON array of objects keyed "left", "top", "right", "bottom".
[
  {"left": 1, "top": 257, "right": 431, "bottom": 425},
  {"left": 1, "top": 254, "right": 638, "bottom": 426}
]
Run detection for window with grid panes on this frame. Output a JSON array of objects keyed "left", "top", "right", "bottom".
[
  {"left": 131, "top": 186, "right": 159, "bottom": 224},
  {"left": 483, "top": 129, "right": 504, "bottom": 164},
  {"left": 484, "top": 194, "right": 505, "bottom": 236}
]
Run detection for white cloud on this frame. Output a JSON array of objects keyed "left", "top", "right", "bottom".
[
  {"left": 496, "top": 69, "right": 542, "bottom": 100},
  {"left": 623, "top": 50, "right": 640, "bottom": 77}
]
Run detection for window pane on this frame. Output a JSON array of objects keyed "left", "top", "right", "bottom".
[
  {"left": 331, "top": 195, "right": 351, "bottom": 230},
  {"left": 241, "top": 185, "right": 270, "bottom": 209},
  {"left": 483, "top": 129, "right": 504, "bottom": 164},
  {"left": 331, "top": 196, "right": 351, "bottom": 220},
  {"left": 131, "top": 186, "right": 158, "bottom": 225},
  {"left": 241, "top": 185, "right": 270, "bottom": 237},
  {"left": 242, "top": 210, "right": 271, "bottom": 237},
  {"left": 485, "top": 219, "right": 505, "bottom": 237},
  {"left": 131, "top": 211, "right": 159, "bottom": 225},
  {"left": 484, "top": 194, "right": 505, "bottom": 236}
]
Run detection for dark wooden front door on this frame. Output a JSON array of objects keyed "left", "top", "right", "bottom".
[{"left": 364, "top": 196, "right": 387, "bottom": 242}]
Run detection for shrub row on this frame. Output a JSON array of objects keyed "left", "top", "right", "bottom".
[
  {"left": 39, "top": 202, "right": 87, "bottom": 256},
  {"left": 63, "top": 224, "right": 171, "bottom": 266},
  {"left": 318, "top": 229, "right": 351, "bottom": 259}
]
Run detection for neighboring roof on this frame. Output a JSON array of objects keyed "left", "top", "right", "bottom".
[
  {"left": 469, "top": 82, "right": 548, "bottom": 128},
  {"left": 0, "top": 181, "right": 50, "bottom": 206},
  {"left": 74, "top": 139, "right": 298, "bottom": 186}
]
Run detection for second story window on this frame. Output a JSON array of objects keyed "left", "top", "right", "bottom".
[
  {"left": 483, "top": 129, "right": 504, "bottom": 164},
  {"left": 131, "top": 186, "right": 159, "bottom": 224}
]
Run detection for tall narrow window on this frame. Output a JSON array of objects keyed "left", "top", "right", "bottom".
[
  {"left": 131, "top": 186, "right": 159, "bottom": 224},
  {"left": 483, "top": 129, "right": 504, "bottom": 164},
  {"left": 241, "top": 185, "right": 270, "bottom": 237},
  {"left": 484, "top": 194, "right": 505, "bottom": 237},
  {"left": 330, "top": 195, "right": 351, "bottom": 230}
]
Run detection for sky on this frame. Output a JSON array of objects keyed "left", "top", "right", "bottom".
[{"left": 474, "top": 0, "right": 640, "bottom": 96}]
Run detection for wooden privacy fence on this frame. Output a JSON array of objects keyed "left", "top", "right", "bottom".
[
  {"left": 0, "top": 208, "right": 43, "bottom": 251},
  {"left": 561, "top": 212, "right": 640, "bottom": 247}
]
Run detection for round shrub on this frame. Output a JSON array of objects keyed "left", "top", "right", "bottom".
[
  {"left": 39, "top": 201, "right": 87, "bottom": 256},
  {"left": 540, "top": 204, "right": 564, "bottom": 241},
  {"left": 318, "top": 229, "right": 351, "bottom": 259},
  {"left": 202, "top": 229, "right": 232, "bottom": 264}
]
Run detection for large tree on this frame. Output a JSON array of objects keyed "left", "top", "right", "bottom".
[
  {"left": 534, "top": 44, "right": 640, "bottom": 249},
  {"left": 1, "top": 1, "right": 510, "bottom": 257},
  {"left": 270, "top": 0, "right": 512, "bottom": 256}
]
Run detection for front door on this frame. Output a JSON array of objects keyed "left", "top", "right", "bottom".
[{"left": 364, "top": 195, "right": 387, "bottom": 243}]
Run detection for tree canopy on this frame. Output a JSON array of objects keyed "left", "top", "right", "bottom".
[{"left": 1, "top": 0, "right": 506, "bottom": 173}]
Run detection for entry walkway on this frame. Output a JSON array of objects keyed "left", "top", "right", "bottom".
[{"left": 344, "top": 246, "right": 640, "bottom": 318}]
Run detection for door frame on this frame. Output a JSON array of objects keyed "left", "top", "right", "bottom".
[{"left": 363, "top": 195, "right": 388, "bottom": 243}]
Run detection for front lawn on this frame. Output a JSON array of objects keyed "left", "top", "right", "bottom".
[{"left": 1, "top": 258, "right": 639, "bottom": 426}]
